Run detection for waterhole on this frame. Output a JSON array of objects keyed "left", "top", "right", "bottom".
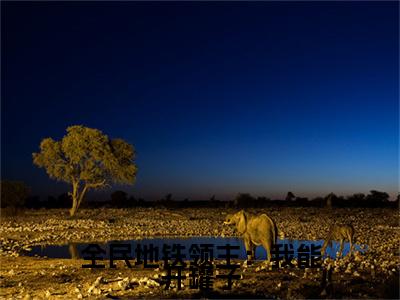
[{"left": 24, "top": 237, "right": 366, "bottom": 260}]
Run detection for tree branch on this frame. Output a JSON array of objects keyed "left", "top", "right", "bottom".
[
  {"left": 74, "top": 179, "right": 109, "bottom": 211},
  {"left": 77, "top": 184, "right": 88, "bottom": 208},
  {"left": 86, "top": 179, "right": 107, "bottom": 189}
]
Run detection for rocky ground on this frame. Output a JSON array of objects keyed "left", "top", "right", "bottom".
[{"left": 0, "top": 207, "right": 399, "bottom": 299}]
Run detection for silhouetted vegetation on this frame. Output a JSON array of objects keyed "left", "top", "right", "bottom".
[
  {"left": 25, "top": 195, "right": 41, "bottom": 209},
  {"left": 16, "top": 189, "right": 398, "bottom": 210},
  {"left": 1, "top": 181, "right": 29, "bottom": 212},
  {"left": 157, "top": 193, "right": 174, "bottom": 207},
  {"left": 110, "top": 190, "right": 129, "bottom": 207},
  {"left": 233, "top": 193, "right": 272, "bottom": 208},
  {"left": 285, "top": 191, "right": 295, "bottom": 202}
]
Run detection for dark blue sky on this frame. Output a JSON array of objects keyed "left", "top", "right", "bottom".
[{"left": 2, "top": 2, "right": 398, "bottom": 200}]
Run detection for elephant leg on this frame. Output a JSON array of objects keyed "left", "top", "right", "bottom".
[
  {"left": 244, "top": 235, "right": 253, "bottom": 262},
  {"left": 252, "top": 244, "right": 257, "bottom": 261},
  {"left": 348, "top": 233, "right": 354, "bottom": 255},
  {"left": 350, "top": 239, "right": 353, "bottom": 255},
  {"left": 262, "top": 239, "right": 272, "bottom": 263},
  {"left": 338, "top": 239, "right": 344, "bottom": 258}
]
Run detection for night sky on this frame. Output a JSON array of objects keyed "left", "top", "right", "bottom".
[{"left": 2, "top": 2, "right": 398, "bottom": 200}]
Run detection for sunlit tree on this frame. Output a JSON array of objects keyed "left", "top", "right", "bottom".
[{"left": 33, "top": 125, "right": 137, "bottom": 216}]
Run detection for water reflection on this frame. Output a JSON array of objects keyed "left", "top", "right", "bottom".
[
  {"left": 27, "top": 237, "right": 366, "bottom": 260},
  {"left": 68, "top": 243, "right": 79, "bottom": 260}
]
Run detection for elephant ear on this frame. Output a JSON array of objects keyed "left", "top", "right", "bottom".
[{"left": 236, "top": 210, "right": 247, "bottom": 234}]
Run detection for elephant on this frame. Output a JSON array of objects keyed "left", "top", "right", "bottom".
[{"left": 224, "top": 210, "right": 278, "bottom": 263}]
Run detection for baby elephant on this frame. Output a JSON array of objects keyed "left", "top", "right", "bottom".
[
  {"left": 224, "top": 210, "right": 278, "bottom": 263},
  {"left": 321, "top": 224, "right": 354, "bottom": 258}
]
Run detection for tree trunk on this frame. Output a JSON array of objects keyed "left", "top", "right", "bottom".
[
  {"left": 70, "top": 195, "right": 79, "bottom": 217},
  {"left": 69, "top": 180, "right": 105, "bottom": 217},
  {"left": 69, "top": 181, "right": 79, "bottom": 217},
  {"left": 77, "top": 185, "right": 88, "bottom": 209},
  {"left": 69, "top": 182, "right": 89, "bottom": 217}
]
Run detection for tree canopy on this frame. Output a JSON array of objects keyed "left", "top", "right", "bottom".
[{"left": 33, "top": 125, "right": 137, "bottom": 216}]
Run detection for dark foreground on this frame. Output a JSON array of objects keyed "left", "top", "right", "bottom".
[{"left": 0, "top": 207, "right": 399, "bottom": 299}]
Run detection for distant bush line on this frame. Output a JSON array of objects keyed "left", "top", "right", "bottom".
[{"left": 2, "top": 183, "right": 399, "bottom": 210}]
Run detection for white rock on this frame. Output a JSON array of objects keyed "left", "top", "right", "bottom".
[
  {"left": 118, "top": 277, "right": 130, "bottom": 290},
  {"left": 147, "top": 279, "right": 160, "bottom": 287},
  {"left": 93, "top": 276, "right": 103, "bottom": 286}
]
